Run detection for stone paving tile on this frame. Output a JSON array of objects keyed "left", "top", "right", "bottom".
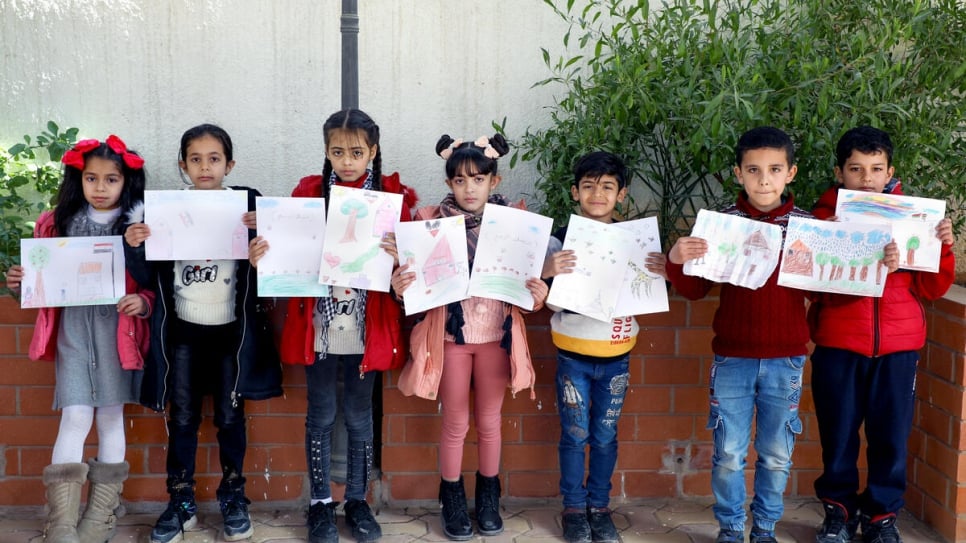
[{"left": 0, "top": 498, "right": 947, "bottom": 543}]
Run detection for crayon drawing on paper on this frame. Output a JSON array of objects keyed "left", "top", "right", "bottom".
[
  {"left": 394, "top": 215, "right": 470, "bottom": 315},
  {"left": 255, "top": 197, "right": 329, "bottom": 297},
  {"left": 777, "top": 216, "right": 892, "bottom": 296},
  {"left": 144, "top": 190, "right": 249, "bottom": 260},
  {"left": 546, "top": 215, "right": 635, "bottom": 322},
  {"left": 835, "top": 189, "right": 946, "bottom": 273},
  {"left": 467, "top": 204, "right": 552, "bottom": 310},
  {"left": 318, "top": 185, "right": 402, "bottom": 292},
  {"left": 20, "top": 236, "right": 126, "bottom": 308},
  {"left": 684, "top": 209, "right": 782, "bottom": 289},
  {"left": 613, "top": 216, "right": 669, "bottom": 316}
]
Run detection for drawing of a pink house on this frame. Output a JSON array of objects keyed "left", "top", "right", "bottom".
[
  {"left": 422, "top": 239, "right": 458, "bottom": 286},
  {"left": 373, "top": 199, "right": 397, "bottom": 238}
]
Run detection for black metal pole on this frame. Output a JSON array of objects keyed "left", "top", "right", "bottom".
[{"left": 341, "top": 0, "right": 359, "bottom": 110}]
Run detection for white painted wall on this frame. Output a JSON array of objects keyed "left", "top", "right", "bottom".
[{"left": 0, "top": 0, "right": 573, "bottom": 208}]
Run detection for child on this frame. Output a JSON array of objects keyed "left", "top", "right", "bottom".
[
  {"left": 123, "top": 124, "right": 282, "bottom": 543},
  {"left": 809, "top": 126, "right": 955, "bottom": 543},
  {"left": 392, "top": 134, "right": 549, "bottom": 541},
  {"left": 541, "top": 151, "right": 666, "bottom": 543},
  {"left": 665, "top": 127, "right": 812, "bottom": 543},
  {"left": 4, "top": 135, "right": 151, "bottom": 543},
  {"left": 248, "top": 109, "right": 417, "bottom": 543}
]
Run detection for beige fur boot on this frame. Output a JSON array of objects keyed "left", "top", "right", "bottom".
[
  {"left": 42, "top": 462, "right": 89, "bottom": 543},
  {"left": 77, "top": 459, "right": 129, "bottom": 543}
]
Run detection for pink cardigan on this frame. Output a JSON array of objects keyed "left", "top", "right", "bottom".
[{"left": 27, "top": 211, "right": 153, "bottom": 370}]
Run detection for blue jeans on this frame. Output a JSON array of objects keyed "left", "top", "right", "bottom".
[
  {"left": 556, "top": 352, "right": 630, "bottom": 509},
  {"left": 707, "top": 355, "right": 804, "bottom": 533},
  {"left": 304, "top": 353, "right": 376, "bottom": 501}
]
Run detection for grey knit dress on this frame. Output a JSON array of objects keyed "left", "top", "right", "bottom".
[{"left": 53, "top": 208, "right": 142, "bottom": 409}]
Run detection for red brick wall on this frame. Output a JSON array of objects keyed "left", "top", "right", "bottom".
[{"left": 1, "top": 286, "right": 964, "bottom": 542}]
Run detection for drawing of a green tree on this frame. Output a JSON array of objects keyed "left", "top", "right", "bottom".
[
  {"left": 340, "top": 199, "right": 368, "bottom": 243},
  {"left": 906, "top": 235, "right": 920, "bottom": 267},
  {"left": 28, "top": 245, "right": 50, "bottom": 306}
]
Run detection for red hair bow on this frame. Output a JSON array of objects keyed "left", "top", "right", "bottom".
[{"left": 61, "top": 135, "right": 145, "bottom": 171}]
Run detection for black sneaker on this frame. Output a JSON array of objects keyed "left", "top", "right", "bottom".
[
  {"left": 150, "top": 498, "right": 198, "bottom": 543},
  {"left": 562, "top": 509, "right": 592, "bottom": 543},
  {"left": 220, "top": 492, "right": 254, "bottom": 541},
  {"left": 345, "top": 499, "right": 383, "bottom": 542},
  {"left": 750, "top": 529, "right": 778, "bottom": 543},
  {"left": 587, "top": 507, "right": 619, "bottom": 542},
  {"left": 862, "top": 513, "right": 902, "bottom": 543},
  {"left": 716, "top": 528, "right": 745, "bottom": 543},
  {"left": 817, "top": 500, "right": 859, "bottom": 543},
  {"left": 307, "top": 502, "right": 339, "bottom": 543}
]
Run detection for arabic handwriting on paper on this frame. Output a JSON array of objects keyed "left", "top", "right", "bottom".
[{"left": 777, "top": 216, "right": 891, "bottom": 297}]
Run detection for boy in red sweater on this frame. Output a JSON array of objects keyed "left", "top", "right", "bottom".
[
  {"left": 810, "top": 126, "right": 955, "bottom": 543},
  {"left": 666, "top": 127, "right": 812, "bottom": 543}
]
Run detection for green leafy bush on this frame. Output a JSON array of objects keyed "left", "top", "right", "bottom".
[
  {"left": 1, "top": 122, "right": 79, "bottom": 283},
  {"left": 516, "top": 0, "right": 966, "bottom": 246}
]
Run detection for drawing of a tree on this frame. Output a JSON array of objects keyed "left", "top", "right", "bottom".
[
  {"left": 860, "top": 255, "right": 874, "bottom": 281},
  {"left": 816, "top": 253, "right": 830, "bottom": 280},
  {"left": 340, "top": 198, "right": 368, "bottom": 243},
  {"left": 875, "top": 250, "right": 885, "bottom": 284},
  {"left": 906, "top": 235, "right": 920, "bottom": 266},
  {"left": 848, "top": 258, "right": 861, "bottom": 281},
  {"left": 830, "top": 255, "right": 844, "bottom": 280},
  {"left": 28, "top": 245, "right": 50, "bottom": 306},
  {"left": 849, "top": 230, "right": 866, "bottom": 280}
]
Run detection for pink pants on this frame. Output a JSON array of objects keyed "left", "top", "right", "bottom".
[{"left": 438, "top": 341, "right": 510, "bottom": 481}]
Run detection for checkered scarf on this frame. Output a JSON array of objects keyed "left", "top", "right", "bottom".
[{"left": 317, "top": 170, "right": 373, "bottom": 358}]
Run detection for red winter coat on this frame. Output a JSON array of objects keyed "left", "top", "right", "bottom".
[
  {"left": 807, "top": 183, "right": 956, "bottom": 356},
  {"left": 28, "top": 210, "right": 154, "bottom": 369},
  {"left": 278, "top": 173, "right": 418, "bottom": 374}
]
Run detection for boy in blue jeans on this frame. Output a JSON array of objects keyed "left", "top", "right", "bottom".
[
  {"left": 665, "top": 127, "right": 812, "bottom": 543},
  {"left": 809, "top": 126, "right": 955, "bottom": 543},
  {"left": 542, "top": 151, "right": 666, "bottom": 543}
]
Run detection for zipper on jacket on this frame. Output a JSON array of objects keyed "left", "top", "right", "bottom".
[
  {"left": 158, "top": 272, "right": 171, "bottom": 412},
  {"left": 872, "top": 297, "right": 880, "bottom": 357},
  {"left": 232, "top": 265, "right": 251, "bottom": 408}
]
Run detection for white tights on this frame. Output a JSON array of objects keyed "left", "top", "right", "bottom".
[{"left": 51, "top": 404, "right": 126, "bottom": 464}]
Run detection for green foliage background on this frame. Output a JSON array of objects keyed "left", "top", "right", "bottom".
[{"left": 514, "top": 0, "right": 966, "bottom": 246}]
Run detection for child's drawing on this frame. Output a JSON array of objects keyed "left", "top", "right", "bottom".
[
  {"left": 547, "top": 215, "right": 636, "bottom": 322},
  {"left": 684, "top": 209, "right": 782, "bottom": 289},
  {"left": 144, "top": 190, "right": 249, "bottom": 260},
  {"left": 613, "top": 216, "right": 669, "bottom": 316},
  {"left": 318, "top": 185, "right": 402, "bottom": 292},
  {"left": 394, "top": 215, "right": 470, "bottom": 315},
  {"left": 835, "top": 189, "right": 946, "bottom": 273},
  {"left": 467, "top": 204, "right": 552, "bottom": 310},
  {"left": 20, "top": 236, "right": 125, "bottom": 308},
  {"left": 777, "top": 216, "right": 892, "bottom": 296},
  {"left": 255, "top": 197, "right": 330, "bottom": 297}
]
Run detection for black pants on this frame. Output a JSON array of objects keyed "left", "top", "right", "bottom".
[
  {"left": 811, "top": 345, "right": 918, "bottom": 517},
  {"left": 165, "top": 319, "right": 246, "bottom": 494}
]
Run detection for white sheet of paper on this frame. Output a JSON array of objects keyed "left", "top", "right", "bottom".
[
  {"left": 467, "top": 204, "right": 552, "bottom": 310},
  {"left": 547, "top": 215, "right": 636, "bottom": 322},
  {"left": 613, "top": 216, "right": 670, "bottom": 316},
  {"left": 778, "top": 216, "right": 891, "bottom": 297},
  {"left": 20, "top": 236, "right": 125, "bottom": 308},
  {"left": 144, "top": 190, "right": 249, "bottom": 260},
  {"left": 683, "top": 209, "right": 783, "bottom": 289},
  {"left": 395, "top": 215, "right": 470, "bottom": 315},
  {"left": 318, "top": 185, "right": 402, "bottom": 292},
  {"left": 834, "top": 189, "right": 946, "bottom": 272},
  {"left": 255, "top": 197, "right": 329, "bottom": 297}
]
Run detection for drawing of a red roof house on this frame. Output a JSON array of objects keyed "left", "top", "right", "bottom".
[
  {"left": 422, "top": 238, "right": 458, "bottom": 286},
  {"left": 781, "top": 238, "right": 814, "bottom": 276}
]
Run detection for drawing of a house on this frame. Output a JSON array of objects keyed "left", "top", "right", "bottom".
[
  {"left": 422, "top": 239, "right": 458, "bottom": 286},
  {"left": 781, "top": 239, "right": 814, "bottom": 276},
  {"left": 742, "top": 230, "right": 771, "bottom": 259},
  {"left": 77, "top": 261, "right": 105, "bottom": 298},
  {"left": 373, "top": 199, "right": 396, "bottom": 238}
]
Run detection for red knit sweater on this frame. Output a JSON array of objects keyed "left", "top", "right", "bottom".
[{"left": 665, "top": 192, "right": 812, "bottom": 358}]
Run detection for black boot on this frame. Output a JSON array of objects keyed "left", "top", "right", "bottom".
[
  {"left": 475, "top": 471, "right": 503, "bottom": 535},
  {"left": 439, "top": 477, "right": 473, "bottom": 541}
]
